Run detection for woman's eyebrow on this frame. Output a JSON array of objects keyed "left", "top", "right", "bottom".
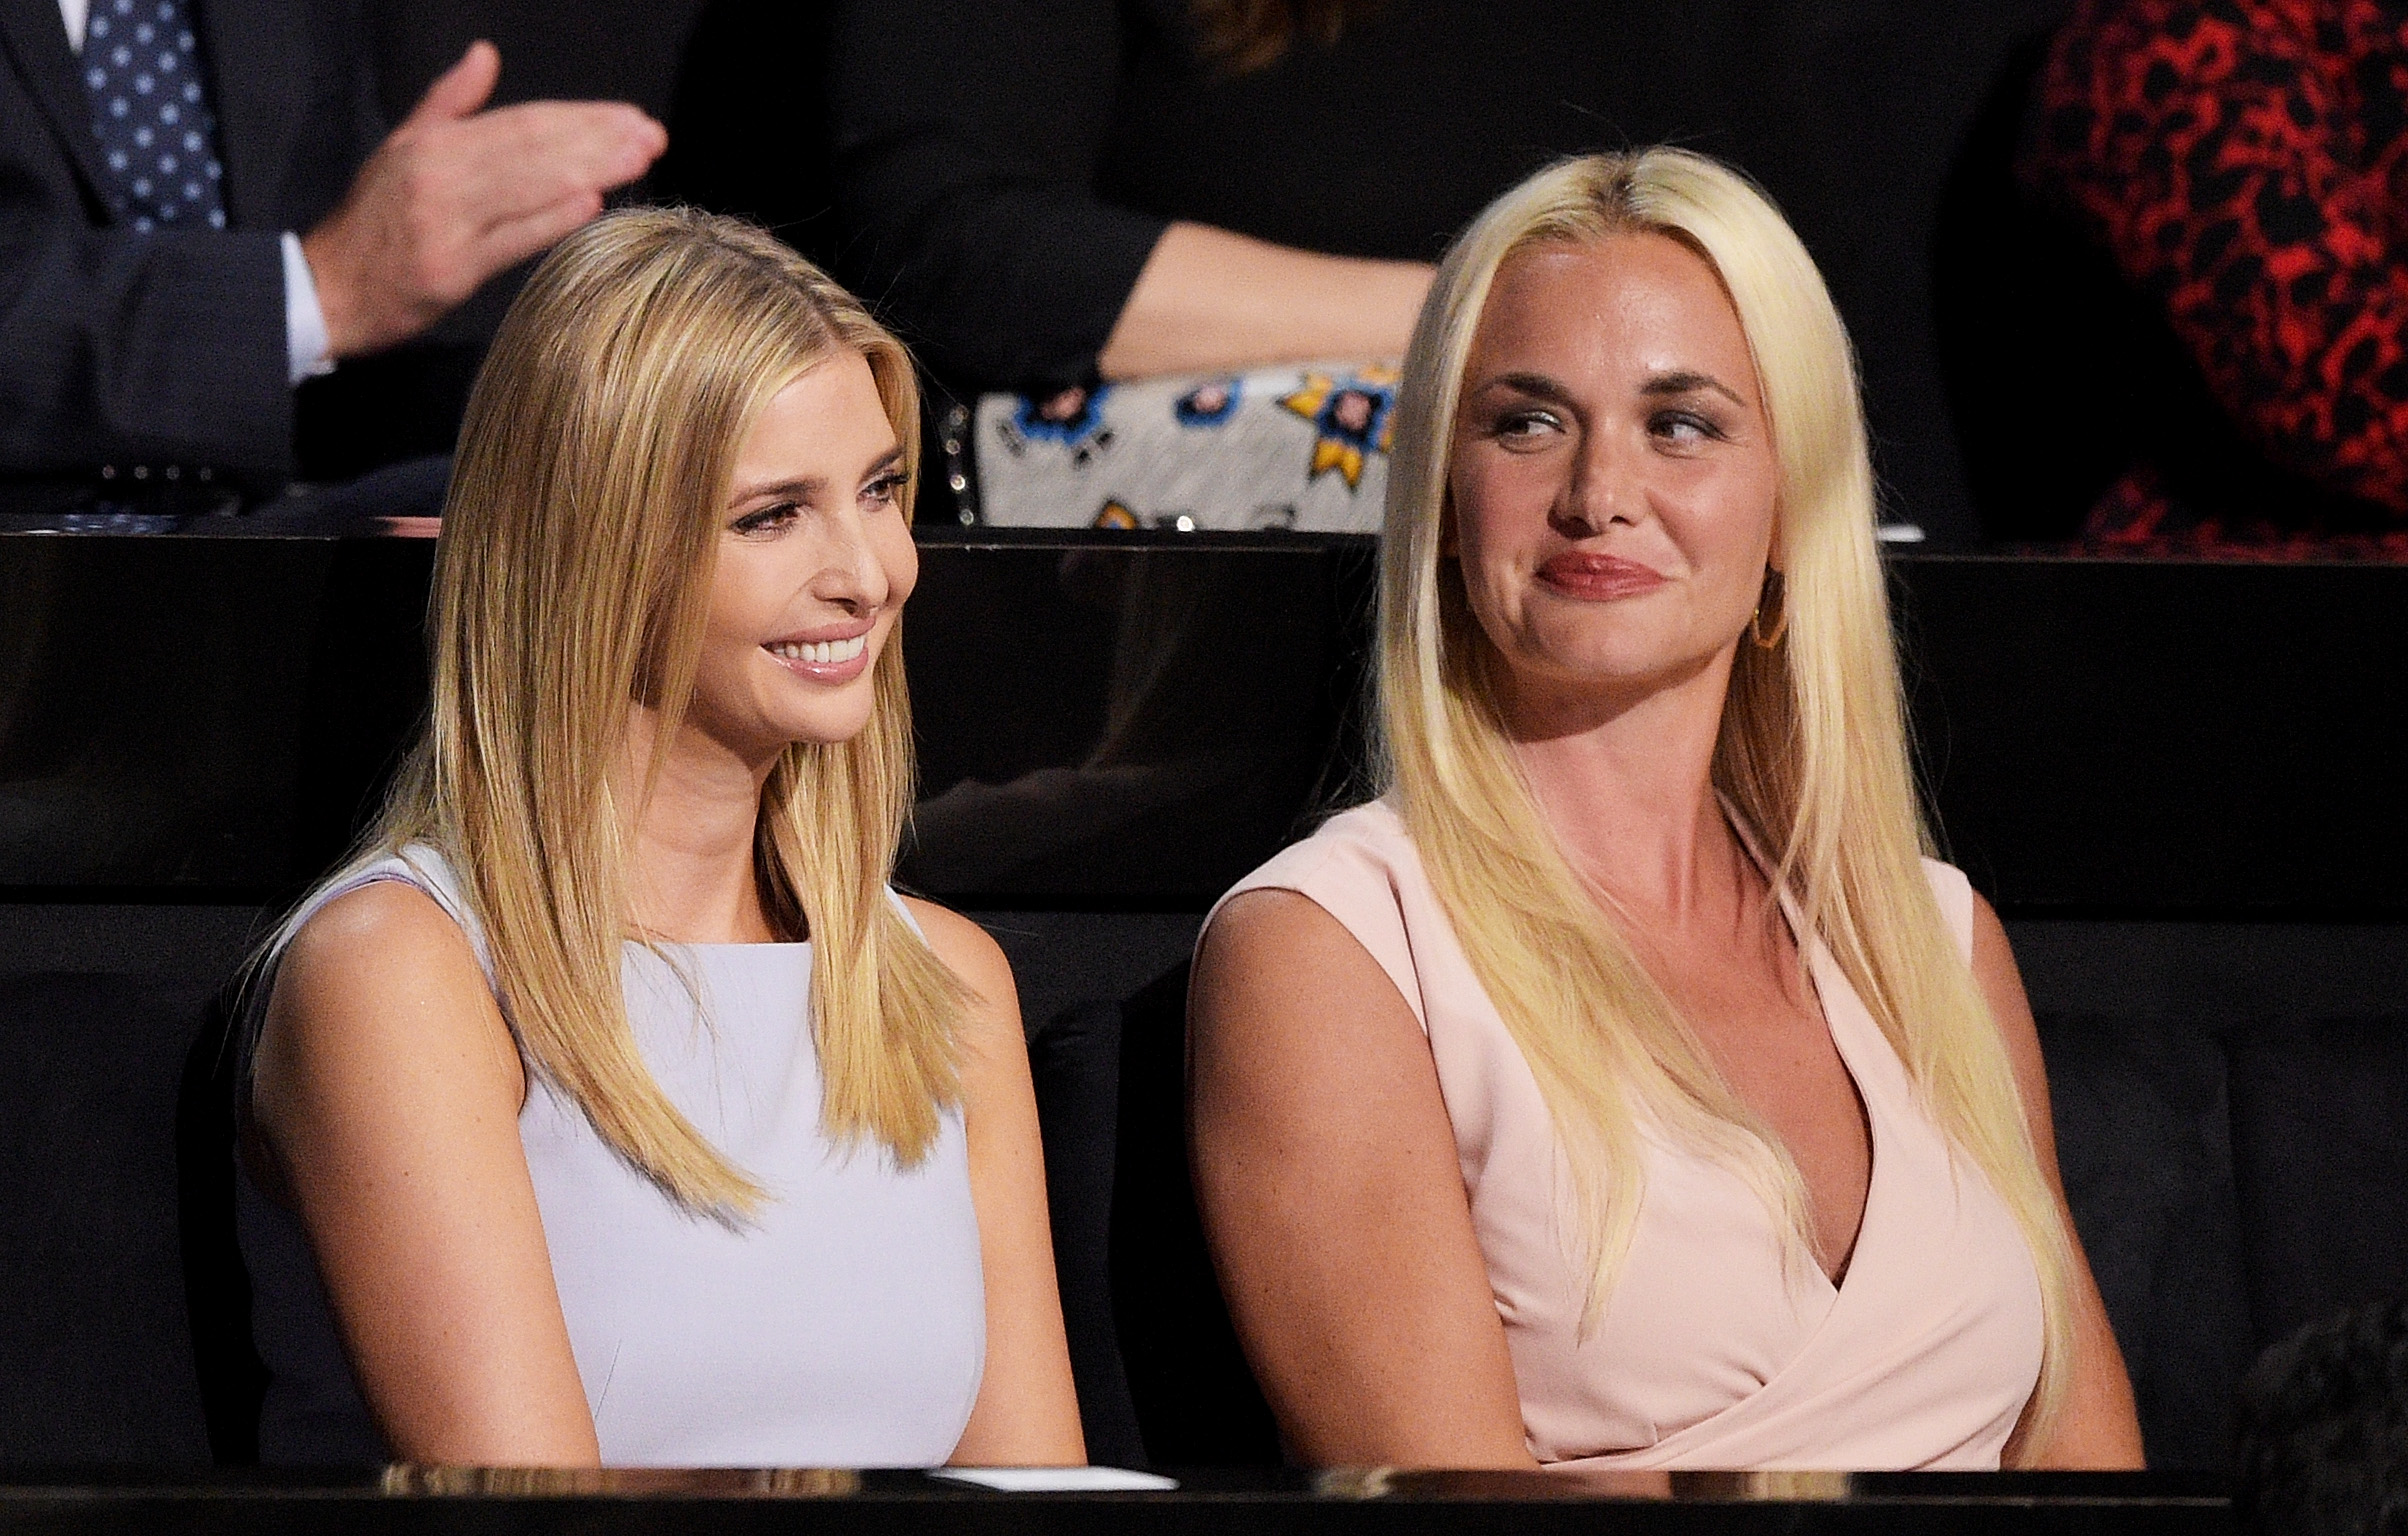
[
  {"left": 1641, "top": 369, "right": 1748, "bottom": 407},
  {"left": 1477, "top": 371, "right": 1580, "bottom": 409},
  {"left": 728, "top": 475, "right": 824, "bottom": 508},
  {"left": 860, "top": 447, "right": 905, "bottom": 483}
]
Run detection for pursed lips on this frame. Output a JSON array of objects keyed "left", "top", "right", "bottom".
[{"left": 1534, "top": 550, "right": 1669, "bottom": 600}]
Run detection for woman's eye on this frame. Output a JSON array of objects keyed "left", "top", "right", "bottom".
[
  {"left": 731, "top": 501, "right": 799, "bottom": 535},
  {"left": 862, "top": 473, "right": 907, "bottom": 508},
  {"left": 1651, "top": 410, "right": 1724, "bottom": 446},
  {"left": 1494, "top": 409, "right": 1563, "bottom": 443}
]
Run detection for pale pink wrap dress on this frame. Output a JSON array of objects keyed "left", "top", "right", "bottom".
[{"left": 1211, "top": 800, "right": 2045, "bottom": 1470}]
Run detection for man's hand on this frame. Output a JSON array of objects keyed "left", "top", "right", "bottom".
[{"left": 301, "top": 41, "right": 666, "bottom": 359}]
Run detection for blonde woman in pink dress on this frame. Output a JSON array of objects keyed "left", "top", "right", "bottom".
[{"left": 1189, "top": 150, "right": 2145, "bottom": 1472}]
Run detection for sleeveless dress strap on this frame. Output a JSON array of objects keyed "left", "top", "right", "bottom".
[
  {"left": 1920, "top": 858, "right": 1978, "bottom": 965},
  {"left": 1203, "top": 802, "right": 1431, "bottom": 1031}
]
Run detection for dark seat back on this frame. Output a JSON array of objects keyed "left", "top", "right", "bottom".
[
  {"left": 176, "top": 988, "right": 265, "bottom": 1462},
  {"left": 2037, "top": 1012, "right": 2253, "bottom": 1468},
  {"left": 179, "top": 983, "right": 387, "bottom": 1467},
  {"left": 1109, "top": 961, "right": 1280, "bottom": 1466},
  {"left": 1024, "top": 999, "right": 1146, "bottom": 1466},
  {"left": 0, "top": 971, "right": 215, "bottom": 1463},
  {"left": 2229, "top": 1016, "right": 2408, "bottom": 1345}
]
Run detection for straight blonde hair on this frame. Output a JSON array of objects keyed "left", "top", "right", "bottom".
[
  {"left": 277, "top": 208, "right": 963, "bottom": 1219},
  {"left": 1377, "top": 151, "right": 2074, "bottom": 1457}
]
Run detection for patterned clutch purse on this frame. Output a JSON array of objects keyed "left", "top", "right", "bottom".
[{"left": 967, "top": 362, "right": 1401, "bottom": 531}]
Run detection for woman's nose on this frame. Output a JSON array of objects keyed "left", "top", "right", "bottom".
[
  {"left": 1557, "top": 425, "right": 1642, "bottom": 534},
  {"left": 810, "top": 511, "right": 891, "bottom": 611}
]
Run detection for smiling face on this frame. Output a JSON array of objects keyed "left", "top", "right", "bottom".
[
  {"left": 684, "top": 348, "right": 916, "bottom": 762},
  {"left": 1449, "top": 233, "right": 1780, "bottom": 716}
]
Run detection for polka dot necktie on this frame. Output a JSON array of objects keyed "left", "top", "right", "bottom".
[{"left": 78, "top": 0, "right": 226, "bottom": 232}]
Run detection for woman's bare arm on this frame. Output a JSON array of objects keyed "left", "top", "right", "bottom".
[
  {"left": 249, "top": 882, "right": 600, "bottom": 1464},
  {"left": 1968, "top": 893, "right": 2148, "bottom": 1469},
  {"left": 1097, "top": 223, "right": 1434, "bottom": 381},
  {"left": 905, "top": 900, "right": 1086, "bottom": 1466},
  {"left": 1189, "top": 889, "right": 1535, "bottom": 1468}
]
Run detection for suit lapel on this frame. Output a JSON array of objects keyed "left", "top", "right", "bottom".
[
  {"left": 195, "top": 0, "right": 300, "bottom": 226},
  {"left": 0, "top": 0, "right": 112, "bottom": 205}
]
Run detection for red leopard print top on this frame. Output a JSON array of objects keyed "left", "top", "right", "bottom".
[{"left": 2026, "top": 0, "right": 2408, "bottom": 555}]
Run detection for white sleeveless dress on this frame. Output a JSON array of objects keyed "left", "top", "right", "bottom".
[{"left": 240, "top": 845, "right": 987, "bottom": 1466}]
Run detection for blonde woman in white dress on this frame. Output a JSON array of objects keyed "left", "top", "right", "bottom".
[{"left": 241, "top": 209, "right": 1084, "bottom": 1467}]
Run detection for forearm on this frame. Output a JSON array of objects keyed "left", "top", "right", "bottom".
[
  {"left": 921, "top": 903, "right": 1085, "bottom": 1466},
  {"left": 2026, "top": 1242, "right": 2145, "bottom": 1469},
  {"left": 1969, "top": 901, "right": 2145, "bottom": 1469},
  {"left": 1098, "top": 222, "right": 1434, "bottom": 381},
  {"left": 951, "top": 1133, "right": 1085, "bottom": 1467}
]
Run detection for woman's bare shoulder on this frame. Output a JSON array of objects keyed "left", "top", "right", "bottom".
[
  {"left": 1201, "top": 886, "right": 1344, "bottom": 961},
  {"left": 272, "top": 880, "right": 491, "bottom": 1019},
  {"left": 898, "top": 896, "right": 1019, "bottom": 1036},
  {"left": 1193, "top": 886, "right": 1416, "bottom": 1049},
  {"left": 255, "top": 880, "right": 520, "bottom": 1136}
]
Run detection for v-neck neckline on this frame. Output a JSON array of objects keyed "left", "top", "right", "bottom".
[
  {"left": 1796, "top": 937, "right": 1882, "bottom": 1299},
  {"left": 1720, "top": 800, "right": 1881, "bottom": 1298}
]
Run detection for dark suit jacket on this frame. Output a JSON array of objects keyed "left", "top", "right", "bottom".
[{"left": 0, "top": 0, "right": 383, "bottom": 492}]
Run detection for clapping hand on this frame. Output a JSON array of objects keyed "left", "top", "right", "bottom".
[{"left": 300, "top": 41, "right": 667, "bottom": 358}]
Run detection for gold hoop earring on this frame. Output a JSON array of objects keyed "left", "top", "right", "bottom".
[{"left": 1749, "top": 569, "right": 1789, "bottom": 649}]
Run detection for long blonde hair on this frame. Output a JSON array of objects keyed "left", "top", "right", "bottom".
[
  {"left": 1377, "top": 151, "right": 2073, "bottom": 1456},
  {"left": 285, "top": 208, "right": 963, "bottom": 1218}
]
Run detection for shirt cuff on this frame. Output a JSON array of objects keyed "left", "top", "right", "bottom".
[{"left": 281, "top": 231, "right": 336, "bottom": 385}]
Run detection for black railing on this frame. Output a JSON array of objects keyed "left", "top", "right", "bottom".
[{"left": 2, "top": 523, "right": 2398, "bottom": 916}]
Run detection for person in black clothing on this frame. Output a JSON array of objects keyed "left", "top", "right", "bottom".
[{"left": 829, "top": 0, "right": 1642, "bottom": 400}]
